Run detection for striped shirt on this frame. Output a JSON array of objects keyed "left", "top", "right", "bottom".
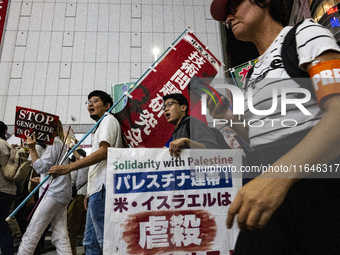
[{"left": 244, "top": 19, "right": 340, "bottom": 148}]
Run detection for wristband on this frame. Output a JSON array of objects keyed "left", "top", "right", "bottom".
[{"left": 309, "top": 59, "right": 340, "bottom": 108}]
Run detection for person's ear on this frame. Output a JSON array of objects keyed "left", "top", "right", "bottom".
[
  {"left": 181, "top": 104, "right": 187, "bottom": 113},
  {"left": 104, "top": 103, "right": 111, "bottom": 111}
]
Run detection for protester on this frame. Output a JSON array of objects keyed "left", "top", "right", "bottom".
[
  {"left": 163, "top": 93, "right": 218, "bottom": 158},
  {"left": 67, "top": 148, "right": 89, "bottom": 255},
  {"left": 18, "top": 120, "right": 72, "bottom": 255},
  {"left": 26, "top": 143, "right": 49, "bottom": 255},
  {"left": 0, "top": 121, "right": 15, "bottom": 255},
  {"left": 48, "top": 90, "right": 123, "bottom": 254},
  {"left": 209, "top": 0, "right": 340, "bottom": 254}
]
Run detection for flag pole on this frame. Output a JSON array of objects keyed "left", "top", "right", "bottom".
[{"left": 7, "top": 28, "right": 190, "bottom": 222}]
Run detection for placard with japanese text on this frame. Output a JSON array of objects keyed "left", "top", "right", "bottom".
[{"left": 104, "top": 148, "right": 242, "bottom": 255}]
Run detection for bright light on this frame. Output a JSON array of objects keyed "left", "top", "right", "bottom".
[
  {"left": 152, "top": 47, "right": 160, "bottom": 62},
  {"left": 152, "top": 48, "right": 160, "bottom": 55}
]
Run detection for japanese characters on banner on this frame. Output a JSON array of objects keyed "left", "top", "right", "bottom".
[
  {"left": 0, "top": 0, "right": 9, "bottom": 49},
  {"left": 104, "top": 148, "right": 242, "bottom": 255},
  {"left": 114, "top": 32, "right": 221, "bottom": 148},
  {"left": 15, "top": 107, "right": 59, "bottom": 145},
  {"left": 232, "top": 60, "right": 257, "bottom": 90}
]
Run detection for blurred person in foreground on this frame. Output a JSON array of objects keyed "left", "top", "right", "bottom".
[{"left": 209, "top": 0, "right": 340, "bottom": 254}]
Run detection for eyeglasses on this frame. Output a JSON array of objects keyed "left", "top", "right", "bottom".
[
  {"left": 162, "top": 101, "right": 179, "bottom": 111},
  {"left": 85, "top": 99, "right": 101, "bottom": 105},
  {"left": 226, "top": 0, "right": 244, "bottom": 16}
]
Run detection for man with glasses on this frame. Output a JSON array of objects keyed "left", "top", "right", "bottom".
[
  {"left": 162, "top": 93, "right": 218, "bottom": 158},
  {"left": 209, "top": 0, "right": 340, "bottom": 254},
  {"left": 49, "top": 90, "right": 123, "bottom": 255}
]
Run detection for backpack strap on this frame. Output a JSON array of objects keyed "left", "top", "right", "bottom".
[{"left": 281, "top": 20, "right": 316, "bottom": 99}]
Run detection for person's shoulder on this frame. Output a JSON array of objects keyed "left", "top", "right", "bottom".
[
  {"left": 0, "top": 138, "right": 10, "bottom": 152},
  {"left": 296, "top": 18, "right": 328, "bottom": 33},
  {"left": 53, "top": 136, "right": 63, "bottom": 145},
  {"left": 188, "top": 116, "right": 206, "bottom": 125},
  {"left": 104, "top": 113, "right": 120, "bottom": 123},
  {"left": 98, "top": 113, "right": 121, "bottom": 137}
]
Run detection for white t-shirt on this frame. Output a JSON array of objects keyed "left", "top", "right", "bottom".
[
  {"left": 244, "top": 19, "right": 340, "bottom": 148},
  {"left": 33, "top": 136, "right": 72, "bottom": 204},
  {"left": 87, "top": 113, "right": 123, "bottom": 197}
]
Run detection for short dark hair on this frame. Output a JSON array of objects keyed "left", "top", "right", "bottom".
[
  {"left": 163, "top": 93, "right": 189, "bottom": 115},
  {"left": 70, "top": 148, "right": 87, "bottom": 162},
  {"left": 251, "top": 0, "right": 293, "bottom": 26},
  {"left": 0, "top": 121, "right": 7, "bottom": 140},
  {"left": 88, "top": 90, "right": 113, "bottom": 108}
]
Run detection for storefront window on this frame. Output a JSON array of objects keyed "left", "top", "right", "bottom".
[
  {"left": 315, "top": 5, "right": 325, "bottom": 22},
  {"left": 323, "top": 0, "right": 335, "bottom": 12}
]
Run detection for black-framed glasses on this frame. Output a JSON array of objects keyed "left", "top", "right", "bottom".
[{"left": 162, "top": 101, "right": 179, "bottom": 111}]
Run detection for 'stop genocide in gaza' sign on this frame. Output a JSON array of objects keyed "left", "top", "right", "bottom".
[{"left": 15, "top": 106, "right": 60, "bottom": 145}]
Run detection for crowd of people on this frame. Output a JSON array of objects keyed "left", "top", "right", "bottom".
[
  {"left": 1, "top": 0, "right": 340, "bottom": 254},
  {"left": 0, "top": 90, "right": 123, "bottom": 255}
]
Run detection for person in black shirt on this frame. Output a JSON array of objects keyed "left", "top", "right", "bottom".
[{"left": 163, "top": 93, "right": 218, "bottom": 158}]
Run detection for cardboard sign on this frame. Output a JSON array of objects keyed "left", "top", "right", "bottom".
[
  {"left": 15, "top": 107, "right": 59, "bottom": 145},
  {"left": 104, "top": 148, "right": 242, "bottom": 255},
  {"left": 114, "top": 32, "right": 221, "bottom": 148}
]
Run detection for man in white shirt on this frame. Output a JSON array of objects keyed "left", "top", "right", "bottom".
[{"left": 49, "top": 90, "right": 123, "bottom": 255}]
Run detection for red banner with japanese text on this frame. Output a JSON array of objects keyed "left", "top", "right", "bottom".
[
  {"left": 0, "top": 0, "right": 9, "bottom": 49},
  {"left": 114, "top": 32, "right": 221, "bottom": 148}
]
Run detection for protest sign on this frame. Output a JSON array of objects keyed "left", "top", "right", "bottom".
[
  {"left": 104, "top": 148, "right": 242, "bottom": 255},
  {"left": 15, "top": 107, "right": 59, "bottom": 145},
  {"left": 114, "top": 32, "right": 221, "bottom": 148}
]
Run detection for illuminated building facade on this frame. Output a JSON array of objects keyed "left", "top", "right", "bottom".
[{"left": 310, "top": 0, "right": 340, "bottom": 41}]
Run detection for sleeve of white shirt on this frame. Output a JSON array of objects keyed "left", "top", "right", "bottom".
[
  {"left": 296, "top": 19, "right": 340, "bottom": 69},
  {"left": 96, "top": 114, "right": 121, "bottom": 147},
  {"left": 33, "top": 138, "right": 63, "bottom": 174}
]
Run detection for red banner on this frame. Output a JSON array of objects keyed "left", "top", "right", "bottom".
[
  {"left": 15, "top": 107, "right": 59, "bottom": 145},
  {"left": 0, "top": 0, "right": 9, "bottom": 48},
  {"left": 114, "top": 32, "right": 221, "bottom": 148}
]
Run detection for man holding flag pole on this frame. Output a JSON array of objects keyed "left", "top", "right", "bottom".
[{"left": 48, "top": 90, "right": 123, "bottom": 255}]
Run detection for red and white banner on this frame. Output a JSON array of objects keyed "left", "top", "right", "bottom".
[
  {"left": 0, "top": 0, "right": 9, "bottom": 48},
  {"left": 15, "top": 107, "right": 59, "bottom": 145},
  {"left": 114, "top": 32, "right": 221, "bottom": 148}
]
